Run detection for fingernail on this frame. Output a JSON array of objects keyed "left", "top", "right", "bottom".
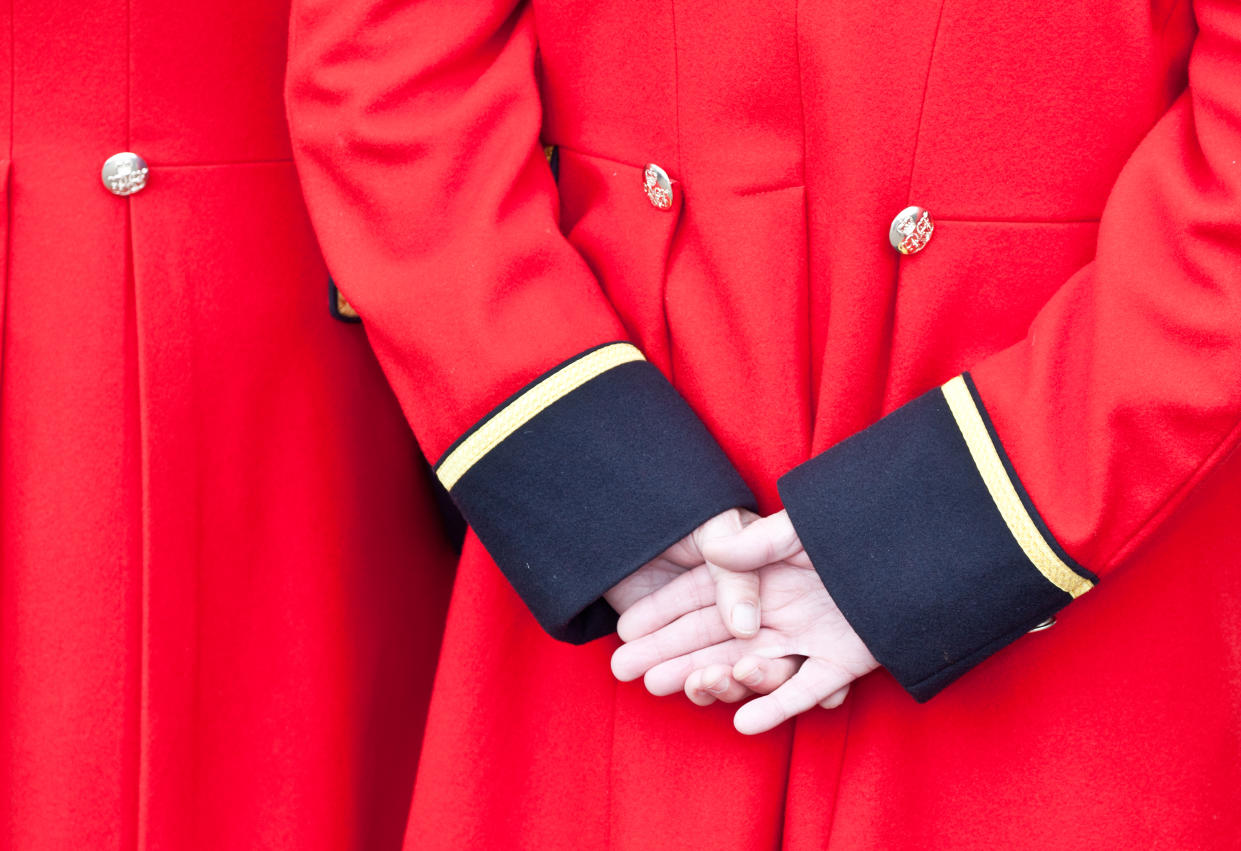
[
  {"left": 740, "top": 666, "right": 764, "bottom": 687},
  {"left": 706, "top": 675, "right": 728, "bottom": 694},
  {"left": 732, "top": 602, "right": 758, "bottom": 635}
]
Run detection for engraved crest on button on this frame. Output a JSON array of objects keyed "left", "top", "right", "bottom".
[
  {"left": 889, "top": 205, "right": 934, "bottom": 255},
  {"left": 101, "top": 152, "right": 150, "bottom": 197},
  {"left": 643, "top": 163, "right": 674, "bottom": 210}
]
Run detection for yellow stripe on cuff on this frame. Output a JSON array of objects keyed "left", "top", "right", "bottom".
[
  {"left": 941, "top": 375, "right": 1094, "bottom": 599},
  {"left": 436, "top": 343, "right": 646, "bottom": 491}
]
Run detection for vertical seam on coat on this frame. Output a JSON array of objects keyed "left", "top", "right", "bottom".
[
  {"left": 902, "top": 0, "right": 948, "bottom": 206},
  {"left": 125, "top": 0, "right": 131, "bottom": 142},
  {"left": 774, "top": 721, "right": 793, "bottom": 849},
  {"left": 795, "top": 0, "right": 814, "bottom": 459},
  {"left": 663, "top": 0, "right": 682, "bottom": 385},
  {"left": 1, "top": 0, "right": 13, "bottom": 398},
  {"left": 877, "top": 0, "right": 948, "bottom": 417},
  {"left": 606, "top": 665, "right": 617, "bottom": 851},
  {"left": 5, "top": 0, "right": 10, "bottom": 164},
  {"left": 787, "top": 0, "right": 814, "bottom": 838},
  {"left": 669, "top": 0, "right": 682, "bottom": 179},
  {"left": 124, "top": 196, "right": 146, "bottom": 851},
  {"left": 0, "top": 166, "right": 7, "bottom": 406},
  {"left": 123, "top": 4, "right": 146, "bottom": 848},
  {"left": 818, "top": 695, "right": 858, "bottom": 851}
]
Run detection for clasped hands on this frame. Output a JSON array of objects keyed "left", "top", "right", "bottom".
[{"left": 605, "top": 509, "right": 880, "bottom": 735}]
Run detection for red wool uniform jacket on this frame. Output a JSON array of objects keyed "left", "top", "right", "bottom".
[
  {"left": 0, "top": 1, "right": 455, "bottom": 847},
  {"left": 287, "top": 0, "right": 1241, "bottom": 847}
]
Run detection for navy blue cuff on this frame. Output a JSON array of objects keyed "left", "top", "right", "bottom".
[
  {"left": 778, "top": 374, "right": 1097, "bottom": 701},
  {"left": 435, "top": 343, "right": 756, "bottom": 643}
]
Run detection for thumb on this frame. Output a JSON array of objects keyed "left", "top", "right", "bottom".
[
  {"left": 701, "top": 510, "right": 801, "bottom": 573},
  {"left": 709, "top": 562, "right": 761, "bottom": 639},
  {"left": 693, "top": 509, "right": 761, "bottom": 640}
]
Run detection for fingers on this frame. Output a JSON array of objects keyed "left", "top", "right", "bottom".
[
  {"left": 701, "top": 510, "right": 801, "bottom": 574},
  {"left": 683, "top": 657, "right": 849, "bottom": 724},
  {"left": 733, "top": 657, "right": 854, "bottom": 735},
  {"left": 616, "top": 508, "right": 778, "bottom": 645},
  {"left": 642, "top": 637, "right": 782, "bottom": 696},
  {"left": 691, "top": 507, "right": 755, "bottom": 546},
  {"left": 685, "top": 664, "right": 751, "bottom": 706},
  {"left": 819, "top": 685, "right": 850, "bottom": 709},
  {"left": 685, "top": 656, "right": 802, "bottom": 706},
  {"left": 611, "top": 605, "right": 733, "bottom": 683},
  {"left": 711, "top": 563, "right": 761, "bottom": 640},
  {"left": 615, "top": 565, "right": 716, "bottom": 643},
  {"left": 694, "top": 509, "right": 762, "bottom": 640},
  {"left": 732, "top": 655, "right": 801, "bottom": 694}
]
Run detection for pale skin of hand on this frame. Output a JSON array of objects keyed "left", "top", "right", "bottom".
[
  {"left": 611, "top": 510, "right": 881, "bottom": 735},
  {"left": 602, "top": 508, "right": 766, "bottom": 640}
]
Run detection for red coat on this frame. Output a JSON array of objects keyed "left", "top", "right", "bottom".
[
  {"left": 288, "top": 0, "right": 1241, "bottom": 847},
  {"left": 0, "top": 2, "right": 455, "bottom": 848}
]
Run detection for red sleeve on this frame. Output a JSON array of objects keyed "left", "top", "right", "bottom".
[
  {"left": 284, "top": 0, "right": 753, "bottom": 642},
  {"left": 780, "top": 0, "right": 1241, "bottom": 699}
]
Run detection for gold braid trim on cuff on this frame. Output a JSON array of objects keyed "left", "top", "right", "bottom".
[
  {"left": 941, "top": 375, "right": 1094, "bottom": 599},
  {"left": 436, "top": 343, "right": 646, "bottom": 491}
]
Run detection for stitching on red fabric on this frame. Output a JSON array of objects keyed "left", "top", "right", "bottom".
[
  {"left": 931, "top": 216, "right": 1100, "bottom": 225},
  {"left": 541, "top": 142, "right": 643, "bottom": 171},
  {"left": 153, "top": 158, "right": 296, "bottom": 169},
  {"left": 734, "top": 183, "right": 806, "bottom": 198}
]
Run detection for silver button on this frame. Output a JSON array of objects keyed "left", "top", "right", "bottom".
[
  {"left": 1028, "top": 616, "right": 1056, "bottom": 633},
  {"left": 889, "top": 205, "right": 934, "bottom": 254},
  {"left": 101, "top": 152, "right": 149, "bottom": 197},
  {"left": 643, "top": 163, "right": 674, "bottom": 210}
]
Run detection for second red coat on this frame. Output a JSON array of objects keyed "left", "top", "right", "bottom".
[{"left": 0, "top": 2, "right": 455, "bottom": 847}]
